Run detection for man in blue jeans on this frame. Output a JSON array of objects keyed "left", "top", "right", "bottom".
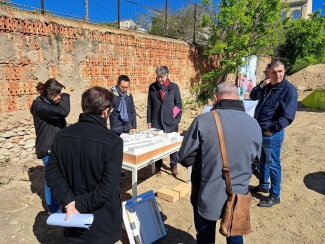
[{"left": 250, "top": 60, "right": 298, "bottom": 207}]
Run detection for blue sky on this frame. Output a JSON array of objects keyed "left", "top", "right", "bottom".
[{"left": 10, "top": 0, "right": 325, "bottom": 23}]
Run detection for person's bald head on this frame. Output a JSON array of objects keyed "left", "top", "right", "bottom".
[{"left": 214, "top": 82, "right": 240, "bottom": 102}]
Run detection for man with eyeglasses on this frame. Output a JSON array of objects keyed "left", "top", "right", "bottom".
[
  {"left": 110, "top": 75, "right": 137, "bottom": 178},
  {"left": 147, "top": 66, "right": 182, "bottom": 177}
]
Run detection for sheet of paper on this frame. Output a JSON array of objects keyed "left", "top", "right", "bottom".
[{"left": 46, "top": 213, "right": 94, "bottom": 229}]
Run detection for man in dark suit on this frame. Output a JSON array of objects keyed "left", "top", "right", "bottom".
[
  {"left": 46, "top": 87, "right": 123, "bottom": 243},
  {"left": 147, "top": 66, "right": 182, "bottom": 176}
]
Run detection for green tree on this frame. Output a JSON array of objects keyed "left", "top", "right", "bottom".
[
  {"left": 0, "top": 0, "right": 13, "bottom": 7},
  {"left": 199, "top": 0, "right": 285, "bottom": 95},
  {"left": 275, "top": 10, "right": 325, "bottom": 74},
  {"left": 136, "top": 4, "right": 211, "bottom": 43}
]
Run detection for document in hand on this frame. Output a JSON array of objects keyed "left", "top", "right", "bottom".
[
  {"left": 47, "top": 213, "right": 94, "bottom": 229},
  {"left": 173, "top": 106, "right": 181, "bottom": 118}
]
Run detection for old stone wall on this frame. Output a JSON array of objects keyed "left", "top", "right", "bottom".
[{"left": 0, "top": 8, "right": 208, "bottom": 168}]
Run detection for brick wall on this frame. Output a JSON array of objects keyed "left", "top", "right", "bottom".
[
  {"left": 0, "top": 8, "right": 211, "bottom": 166},
  {"left": 0, "top": 8, "right": 207, "bottom": 115}
]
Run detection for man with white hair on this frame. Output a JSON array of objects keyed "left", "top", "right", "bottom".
[{"left": 178, "top": 82, "right": 262, "bottom": 244}]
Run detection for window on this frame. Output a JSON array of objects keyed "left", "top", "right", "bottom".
[
  {"left": 281, "top": 12, "right": 286, "bottom": 20},
  {"left": 292, "top": 10, "right": 301, "bottom": 20}
]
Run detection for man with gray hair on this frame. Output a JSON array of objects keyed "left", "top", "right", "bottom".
[
  {"left": 147, "top": 66, "right": 182, "bottom": 176},
  {"left": 178, "top": 82, "right": 262, "bottom": 244},
  {"left": 250, "top": 60, "right": 298, "bottom": 207}
]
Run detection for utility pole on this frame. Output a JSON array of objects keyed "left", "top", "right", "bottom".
[
  {"left": 84, "top": 0, "right": 89, "bottom": 22},
  {"left": 193, "top": 3, "right": 197, "bottom": 43},
  {"left": 164, "top": 0, "right": 168, "bottom": 35},
  {"left": 40, "top": 0, "right": 44, "bottom": 15},
  {"left": 117, "top": 0, "right": 120, "bottom": 29}
]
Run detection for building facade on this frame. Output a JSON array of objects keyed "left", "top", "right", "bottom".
[{"left": 284, "top": 0, "right": 313, "bottom": 19}]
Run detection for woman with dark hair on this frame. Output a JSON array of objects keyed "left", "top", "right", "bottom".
[{"left": 30, "top": 78, "right": 70, "bottom": 214}]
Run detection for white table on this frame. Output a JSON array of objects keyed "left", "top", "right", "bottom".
[{"left": 122, "top": 142, "right": 191, "bottom": 197}]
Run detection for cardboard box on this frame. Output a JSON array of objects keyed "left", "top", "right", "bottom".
[{"left": 122, "top": 190, "right": 166, "bottom": 244}]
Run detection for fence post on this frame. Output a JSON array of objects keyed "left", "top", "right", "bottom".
[
  {"left": 117, "top": 0, "right": 120, "bottom": 28},
  {"left": 193, "top": 3, "right": 197, "bottom": 43},
  {"left": 164, "top": 0, "right": 168, "bottom": 34},
  {"left": 85, "top": 0, "right": 89, "bottom": 22},
  {"left": 40, "top": 0, "right": 44, "bottom": 15}
]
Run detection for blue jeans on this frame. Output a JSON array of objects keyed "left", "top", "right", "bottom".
[
  {"left": 259, "top": 129, "right": 284, "bottom": 199},
  {"left": 193, "top": 210, "right": 243, "bottom": 244},
  {"left": 42, "top": 156, "right": 61, "bottom": 213}
]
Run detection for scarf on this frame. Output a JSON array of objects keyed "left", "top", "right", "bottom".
[
  {"left": 116, "top": 86, "right": 129, "bottom": 123},
  {"left": 158, "top": 79, "right": 170, "bottom": 101}
]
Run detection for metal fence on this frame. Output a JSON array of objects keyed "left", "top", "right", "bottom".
[{"left": 0, "top": 0, "right": 217, "bottom": 43}]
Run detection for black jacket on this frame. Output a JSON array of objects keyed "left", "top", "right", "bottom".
[
  {"left": 109, "top": 86, "right": 137, "bottom": 134},
  {"left": 45, "top": 113, "right": 123, "bottom": 243},
  {"left": 147, "top": 81, "right": 182, "bottom": 133},
  {"left": 30, "top": 94, "right": 70, "bottom": 159},
  {"left": 252, "top": 79, "right": 298, "bottom": 133}
]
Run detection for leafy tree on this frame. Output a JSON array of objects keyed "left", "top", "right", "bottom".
[
  {"left": 199, "top": 0, "right": 285, "bottom": 96},
  {"left": 0, "top": 0, "right": 13, "bottom": 7},
  {"left": 136, "top": 4, "right": 211, "bottom": 43},
  {"left": 275, "top": 10, "right": 325, "bottom": 74}
]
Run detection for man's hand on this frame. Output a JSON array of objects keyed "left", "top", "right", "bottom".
[
  {"left": 148, "top": 124, "right": 152, "bottom": 129},
  {"left": 260, "top": 79, "right": 271, "bottom": 88},
  {"left": 264, "top": 130, "right": 273, "bottom": 136},
  {"left": 130, "top": 129, "right": 137, "bottom": 133},
  {"left": 64, "top": 201, "right": 80, "bottom": 220}
]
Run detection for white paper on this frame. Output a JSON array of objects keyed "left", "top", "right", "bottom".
[{"left": 46, "top": 213, "right": 94, "bottom": 229}]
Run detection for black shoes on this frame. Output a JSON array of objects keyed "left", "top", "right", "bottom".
[
  {"left": 250, "top": 185, "right": 269, "bottom": 193},
  {"left": 258, "top": 196, "right": 280, "bottom": 207},
  {"left": 171, "top": 168, "right": 179, "bottom": 176}
]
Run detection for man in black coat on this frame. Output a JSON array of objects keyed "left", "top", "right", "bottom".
[
  {"left": 46, "top": 87, "right": 123, "bottom": 243},
  {"left": 147, "top": 66, "right": 182, "bottom": 176}
]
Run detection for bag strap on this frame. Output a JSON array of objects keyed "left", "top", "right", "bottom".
[{"left": 211, "top": 110, "right": 233, "bottom": 196}]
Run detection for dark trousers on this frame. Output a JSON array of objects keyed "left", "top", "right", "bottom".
[
  {"left": 193, "top": 209, "right": 243, "bottom": 244},
  {"left": 155, "top": 151, "right": 178, "bottom": 169}
]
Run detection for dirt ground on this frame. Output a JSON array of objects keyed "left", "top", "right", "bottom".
[{"left": 0, "top": 65, "right": 325, "bottom": 244}]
